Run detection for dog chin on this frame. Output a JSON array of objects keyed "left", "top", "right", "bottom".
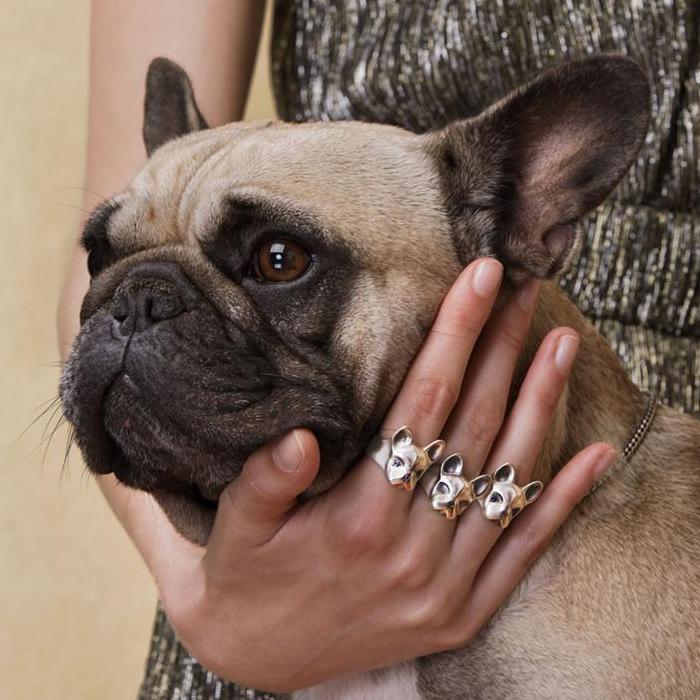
[
  {"left": 96, "top": 412, "right": 362, "bottom": 546},
  {"left": 154, "top": 490, "right": 218, "bottom": 545}
]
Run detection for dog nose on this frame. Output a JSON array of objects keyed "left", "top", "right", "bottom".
[
  {"left": 112, "top": 284, "right": 184, "bottom": 335},
  {"left": 111, "top": 262, "right": 194, "bottom": 336}
]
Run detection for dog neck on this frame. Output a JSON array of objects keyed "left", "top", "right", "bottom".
[{"left": 520, "top": 281, "right": 650, "bottom": 486}]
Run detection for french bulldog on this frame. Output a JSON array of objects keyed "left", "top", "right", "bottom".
[{"left": 60, "top": 55, "right": 700, "bottom": 698}]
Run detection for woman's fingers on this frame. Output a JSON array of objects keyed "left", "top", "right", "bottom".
[
  {"left": 451, "top": 327, "right": 580, "bottom": 563},
  {"left": 207, "top": 429, "right": 320, "bottom": 558},
  {"left": 443, "top": 279, "right": 540, "bottom": 473},
  {"left": 382, "top": 258, "right": 503, "bottom": 443},
  {"left": 487, "top": 329, "right": 579, "bottom": 471},
  {"left": 396, "top": 275, "right": 537, "bottom": 549},
  {"left": 457, "top": 443, "right": 617, "bottom": 640},
  {"left": 351, "top": 259, "right": 503, "bottom": 514}
]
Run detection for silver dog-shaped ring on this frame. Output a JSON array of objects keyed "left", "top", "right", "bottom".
[
  {"left": 479, "top": 463, "right": 543, "bottom": 528},
  {"left": 426, "top": 453, "right": 492, "bottom": 519},
  {"left": 366, "top": 426, "right": 445, "bottom": 491}
]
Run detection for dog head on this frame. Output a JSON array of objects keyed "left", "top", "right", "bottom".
[
  {"left": 60, "top": 56, "right": 649, "bottom": 543},
  {"left": 384, "top": 427, "right": 445, "bottom": 490},
  {"left": 480, "top": 463, "right": 543, "bottom": 527},
  {"left": 430, "top": 454, "right": 492, "bottom": 520}
]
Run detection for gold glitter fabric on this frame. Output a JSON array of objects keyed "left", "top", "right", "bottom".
[{"left": 138, "top": 1, "right": 699, "bottom": 697}]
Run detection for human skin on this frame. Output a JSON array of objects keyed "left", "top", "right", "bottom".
[{"left": 56, "top": 1, "right": 616, "bottom": 692}]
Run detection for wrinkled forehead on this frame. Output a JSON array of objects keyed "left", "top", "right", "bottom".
[
  {"left": 112, "top": 121, "right": 445, "bottom": 252},
  {"left": 396, "top": 443, "right": 420, "bottom": 460},
  {"left": 495, "top": 482, "right": 518, "bottom": 499}
]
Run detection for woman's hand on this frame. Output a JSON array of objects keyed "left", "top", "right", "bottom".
[{"left": 133, "top": 258, "right": 616, "bottom": 693}]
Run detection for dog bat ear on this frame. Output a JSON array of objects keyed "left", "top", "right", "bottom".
[
  {"left": 494, "top": 463, "right": 516, "bottom": 483},
  {"left": 429, "top": 55, "right": 650, "bottom": 280},
  {"left": 440, "top": 453, "right": 464, "bottom": 477},
  {"left": 523, "top": 481, "right": 543, "bottom": 504},
  {"left": 391, "top": 426, "right": 413, "bottom": 450},
  {"left": 143, "top": 57, "right": 209, "bottom": 157},
  {"left": 425, "top": 439, "right": 446, "bottom": 463}
]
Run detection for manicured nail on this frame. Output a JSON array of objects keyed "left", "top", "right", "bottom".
[
  {"left": 554, "top": 334, "right": 579, "bottom": 373},
  {"left": 272, "top": 430, "right": 305, "bottom": 472},
  {"left": 592, "top": 447, "right": 618, "bottom": 480},
  {"left": 517, "top": 279, "right": 540, "bottom": 312},
  {"left": 472, "top": 259, "right": 503, "bottom": 298}
]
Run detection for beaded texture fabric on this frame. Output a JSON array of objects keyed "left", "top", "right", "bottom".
[{"left": 138, "top": 1, "right": 699, "bottom": 697}]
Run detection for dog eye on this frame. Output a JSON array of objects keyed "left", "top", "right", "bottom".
[
  {"left": 489, "top": 492, "right": 503, "bottom": 504},
  {"left": 253, "top": 240, "right": 312, "bottom": 283},
  {"left": 82, "top": 203, "right": 119, "bottom": 278},
  {"left": 84, "top": 235, "right": 115, "bottom": 278}
]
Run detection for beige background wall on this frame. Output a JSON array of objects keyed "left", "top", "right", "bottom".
[{"left": 0, "top": 2, "right": 276, "bottom": 698}]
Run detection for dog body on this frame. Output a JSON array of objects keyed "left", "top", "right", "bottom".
[{"left": 60, "top": 56, "right": 700, "bottom": 697}]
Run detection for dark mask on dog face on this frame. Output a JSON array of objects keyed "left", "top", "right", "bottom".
[{"left": 60, "top": 56, "right": 649, "bottom": 543}]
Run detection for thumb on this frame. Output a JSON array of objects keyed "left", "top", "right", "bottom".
[{"left": 208, "top": 429, "right": 320, "bottom": 551}]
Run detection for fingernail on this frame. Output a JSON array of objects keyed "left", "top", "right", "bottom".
[
  {"left": 472, "top": 259, "right": 502, "bottom": 298},
  {"left": 554, "top": 334, "right": 579, "bottom": 373},
  {"left": 272, "top": 430, "right": 305, "bottom": 473},
  {"left": 517, "top": 279, "right": 540, "bottom": 312},
  {"left": 592, "top": 447, "right": 618, "bottom": 480}
]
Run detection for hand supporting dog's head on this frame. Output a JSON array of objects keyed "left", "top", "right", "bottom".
[{"left": 60, "top": 55, "right": 649, "bottom": 543}]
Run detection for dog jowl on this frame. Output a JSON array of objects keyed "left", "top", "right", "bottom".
[{"left": 60, "top": 55, "right": 649, "bottom": 544}]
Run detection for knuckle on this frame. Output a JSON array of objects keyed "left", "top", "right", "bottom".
[
  {"left": 461, "top": 396, "right": 505, "bottom": 449},
  {"left": 239, "top": 460, "right": 278, "bottom": 505},
  {"left": 529, "top": 374, "right": 569, "bottom": 416},
  {"left": 496, "top": 321, "right": 526, "bottom": 354},
  {"left": 449, "top": 303, "right": 488, "bottom": 336},
  {"left": 437, "top": 618, "right": 472, "bottom": 650},
  {"left": 402, "top": 591, "right": 446, "bottom": 631},
  {"left": 337, "top": 509, "right": 390, "bottom": 556},
  {"left": 533, "top": 384, "right": 564, "bottom": 415},
  {"left": 434, "top": 588, "right": 464, "bottom": 631},
  {"left": 516, "top": 519, "right": 552, "bottom": 566},
  {"left": 388, "top": 546, "right": 435, "bottom": 591},
  {"left": 410, "top": 376, "right": 458, "bottom": 423},
  {"left": 431, "top": 614, "right": 463, "bottom": 650},
  {"left": 401, "top": 578, "right": 467, "bottom": 637},
  {"left": 431, "top": 593, "right": 474, "bottom": 649}
]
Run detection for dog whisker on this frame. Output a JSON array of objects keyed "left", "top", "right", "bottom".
[
  {"left": 58, "top": 202, "right": 94, "bottom": 217},
  {"left": 40, "top": 412, "right": 68, "bottom": 470},
  {"left": 60, "top": 427, "right": 76, "bottom": 480},
  {"left": 62, "top": 185, "right": 109, "bottom": 201},
  {"left": 16, "top": 395, "right": 63, "bottom": 444}
]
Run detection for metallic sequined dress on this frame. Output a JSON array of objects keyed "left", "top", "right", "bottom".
[{"left": 138, "top": 1, "right": 699, "bottom": 697}]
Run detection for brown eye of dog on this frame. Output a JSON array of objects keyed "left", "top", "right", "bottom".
[{"left": 254, "top": 240, "right": 311, "bottom": 283}]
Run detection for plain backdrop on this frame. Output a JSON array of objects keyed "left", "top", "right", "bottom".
[{"left": 0, "top": 2, "right": 277, "bottom": 697}]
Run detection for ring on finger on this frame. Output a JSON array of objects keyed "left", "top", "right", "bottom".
[
  {"left": 423, "top": 453, "right": 492, "bottom": 520},
  {"left": 479, "top": 462, "right": 543, "bottom": 528},
  {"left": 366, "top": 426, "right": 445, "bottom": 491}
]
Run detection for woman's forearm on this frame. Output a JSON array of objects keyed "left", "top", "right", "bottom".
[{"left": 57, "top": 0, "right": 265, "bottom": 539}]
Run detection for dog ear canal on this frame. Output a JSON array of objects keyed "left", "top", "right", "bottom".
[
  {"left": 431, "top": 55, "right": 650, "bottom": 279},
  {"left": 143, "top": 57, "right": 209, "bottom": 157}
]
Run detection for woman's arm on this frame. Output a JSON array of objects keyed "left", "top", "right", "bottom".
[
  {"left": 57, "top": 0, "right": 265, "bottom": 551},
  {"left": 58, "top": 0, "right": 263, "bottom": 355}
]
